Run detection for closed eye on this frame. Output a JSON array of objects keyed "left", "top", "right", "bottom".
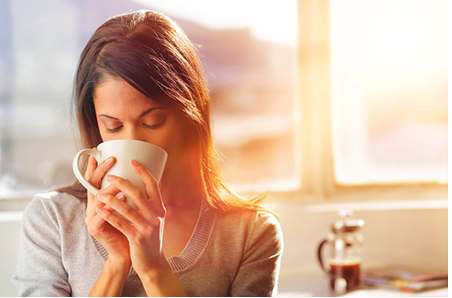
[
  {"left": 143, "top": 120, "right": 165, "bottom": 130},
  {"left": 106, "top": 125, "right": 123, "bottom": 133}
]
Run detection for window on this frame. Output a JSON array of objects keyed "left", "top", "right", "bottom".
[
  {"left": 330, "top": 0, "right": 447, "bottom": 185},
  {"left": 0, "top": 0, "right": 299, "bottom": 199},
  {"left": 0, "top": 0, "right": 80, "bottom": 199},
  {"left": 0, "top": 0, "right": 446, "bottom": 204},
  {"left": 294, "top": 0, "right": 447, "bottom": 202}
]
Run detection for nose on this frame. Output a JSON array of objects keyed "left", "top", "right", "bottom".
[{"left": 123, "top": 124, "right": 148, "bottom": 143}]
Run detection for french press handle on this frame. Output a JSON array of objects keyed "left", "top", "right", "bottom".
[{"left": 317, "top": 239, "right": 329, "bottom": 273}]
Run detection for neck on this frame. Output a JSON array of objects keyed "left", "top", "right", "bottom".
[{"left": 159, "top": 159, "right": 205, "bottom": 209}]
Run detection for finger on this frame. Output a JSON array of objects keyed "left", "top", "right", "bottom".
[
  {"left": 96, "top": 204, "right": 135, "bottom": 238},
  {"left": 130, "top": 160, "right": 160, "bottom": 199},
  {"left": 85, "top": 156, "right": 98, "bottom": 207},
  {"left": 130, "top": 160, "right": 165, "bottom": 217},
  {"left": 97, "top": 193, "right": 125, "bottom": 214},
  {"left": 97, "top": 193, "right": 147, "bottom": 226},
  {"left": 86, "top": 184, "right": 121, "bottom": 222},
  {"left": 86, "top": 210, "right": 124, "bottom": 239},
  {"left": 98, "top": 183, "right": 122, "bottom": 196},
  {"left": 88, "top": 156, "right": 115, "bottom": 189},
  {"left": 85, "top": 155, "right": 98, "bottom": 180},
  {"left": 105, "top": 175, "right": 151, "bottom": 213},
  {"left": 87, "top": 211, "right": 107, "bottom": 235},
  {"left": 87, "top": 199, "right": 119, "bottom": 225}
]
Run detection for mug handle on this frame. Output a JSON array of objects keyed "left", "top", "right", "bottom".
[{"left": 72, "top": 148, "right": 103, "bottom": 195}]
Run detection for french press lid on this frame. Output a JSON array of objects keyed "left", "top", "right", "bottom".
[{"left": 332, "top": 209, "right": 364, "bottom": 233}]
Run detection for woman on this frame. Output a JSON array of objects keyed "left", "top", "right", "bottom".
[{"left": 13, "top": 10, "right": 283, "bottom": 297}]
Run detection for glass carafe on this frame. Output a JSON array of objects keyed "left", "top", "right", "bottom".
[{"left": 317, "top": 210, "right": 364, "bottom": 294}]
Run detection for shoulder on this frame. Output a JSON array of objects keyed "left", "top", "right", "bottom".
[
  {"left": 23, "top": 189, "right": 85, "bottom": 226},
  {"left": 217, "top": 208, "right": 281, "bottom": 233},
  {"left": 14, "top": 190, "right": 87, "bottom": 296},
  {"left": 254, "top": 210, "right": 281, "bottom": 232},
  {"left": 214, "top": 208, "right": 283, "bottom": 252},
  {"left": 248, "top": 210, "right": 283, "bottom": 253}
]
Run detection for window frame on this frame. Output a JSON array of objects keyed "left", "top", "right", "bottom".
[{"left": 254, "top": 0, "right": 447, "bottom": 205}]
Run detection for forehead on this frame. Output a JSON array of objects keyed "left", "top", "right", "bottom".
[
  {"left": 93, "top": 77, "right": 164, "bottom": 113},
  {"left": 94, "top": 77, "right": 148, "bottom": 103}
]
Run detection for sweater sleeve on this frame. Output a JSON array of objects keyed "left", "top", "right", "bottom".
[
  {"left": 230, "top": 211, "right": 284, "bottom": 297},
  {"left": 12, "top": 196, "right": 71, "bottom": 297}
]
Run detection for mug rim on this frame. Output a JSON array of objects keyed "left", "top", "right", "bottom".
[{"left": 97, "top": 139, "right": 167, "bottom": 155}]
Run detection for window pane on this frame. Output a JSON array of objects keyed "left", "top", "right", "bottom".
[
  {"left": 0, "top": 0, "right": 299, "bottom": 198},
  {"left": 0, "top": 0, "right": 79, "bottom": 197},
  {"left": 130, "top": 0, "right": 300, "bottom": 190},
  {"left": 330, "top": 0, "right": 447, "bottom": 184}
]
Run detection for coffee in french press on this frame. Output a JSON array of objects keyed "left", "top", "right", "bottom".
[{"left": 317, "top": 209, "right": 364, "bottom": 294}]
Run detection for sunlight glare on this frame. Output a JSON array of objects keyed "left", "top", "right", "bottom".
[
  {"left": 130, "top": 0, "right": 298, "bottom": 46},
  {"left": 367, "top": 10, "right": 425, "bottom": 80}
]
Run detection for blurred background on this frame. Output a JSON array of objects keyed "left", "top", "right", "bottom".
[
  {"left": 0, "top": 0, "right": 448, "bottom": 296},
  {"left": 0, "top": 0, "right": 447, "bottom": 196},
  {"left": 0, "top": 0, "right": 299, "bottom": 195}
]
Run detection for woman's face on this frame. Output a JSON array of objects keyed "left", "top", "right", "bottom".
[{"left": 93, "top": 76, "right": 192, "bottom": 171}]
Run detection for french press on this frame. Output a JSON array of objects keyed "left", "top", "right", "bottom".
[{"left": 317, "top": 210, "right": 364, "bottom": 294}]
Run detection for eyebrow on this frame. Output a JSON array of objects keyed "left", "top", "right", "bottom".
[{"left": 98, "top": 107, "right": 163, "bottom": 120}]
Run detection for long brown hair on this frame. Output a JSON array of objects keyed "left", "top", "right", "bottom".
[{"left": 64, "top": 10, "right": 267, "bottom": 213}]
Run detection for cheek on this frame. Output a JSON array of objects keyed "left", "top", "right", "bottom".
[
  {"left": 98, "top": 130, "right": 110, "bottom": 142},
  {"left": 96, "top": 126, "right": 119, "bottom": 143},
  {"left": 161, "top": 128, "right": 186, "bottom": 156},
  {"left": 159, "top": 120, "right": 197, "bottom": 162}
]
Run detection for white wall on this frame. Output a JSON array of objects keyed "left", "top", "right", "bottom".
[
  {"left": 0, "top": 202, "right": 447, "bottom": 296},
  {"left": 273, "top": 201, "right": 448, "bottom": 287},
  {"left": 1, "top": 219, "right": 21, "bottom": 297}
]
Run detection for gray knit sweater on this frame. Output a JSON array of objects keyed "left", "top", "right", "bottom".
[{"left": 12, "top": 189, "right": 283, "bottom": 296}]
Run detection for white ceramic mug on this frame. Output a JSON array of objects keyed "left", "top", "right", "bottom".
[{"left": 72, "top": 139, "right": 167, "bottom": 212}]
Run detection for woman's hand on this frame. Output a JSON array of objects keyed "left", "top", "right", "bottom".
[
  {"left": 84, "top": 155, "right": 131, "bottom": 266},
  {"left": 95, "top": 159, "right": 187, "bottom": 296},
  {"left": 95, "top": 159, "right": 166, "bottom": 273}
]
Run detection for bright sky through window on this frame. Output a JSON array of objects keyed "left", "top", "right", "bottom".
[
  {"left": 330, "top": 0, "right": 447, "bottom": 184},
  {"left": 131, "top": 0, "right": 298, "bottom": 46}
]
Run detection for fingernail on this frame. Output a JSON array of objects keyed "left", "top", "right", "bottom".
[
  {"left": 117, "top": 194, "right": 125, "bottom": 201},
  {"left": 131, "top": 159, "right": 139, "bottom": 165},
  {"left": 106, "top": 156, "right": 114, "bottom": 163},
  {"left": 107, "top": 175, "right": 116, "bottom": 181},
  {"left": 96, "top": 206, "right": 103, "bottom": 213},
  {"left": 97, "top": 193, "right": 106, "bottom": 201}
]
